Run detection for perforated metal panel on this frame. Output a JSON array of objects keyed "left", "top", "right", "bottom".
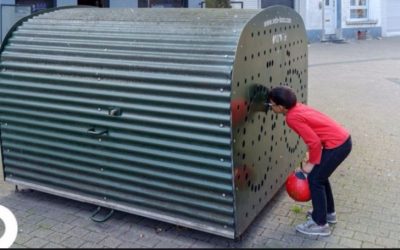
[
  {"left": 0, "top": 6, "right": 307, "bottom": 238},
  {"left": 230, "top": 8, "right": 308, "bottom": 235}
]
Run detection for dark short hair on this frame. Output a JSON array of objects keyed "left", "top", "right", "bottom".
[{"left": 268, "top": 86, "right": 297, "bottom": 109}]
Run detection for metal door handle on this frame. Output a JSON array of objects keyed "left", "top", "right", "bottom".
[
  {"left": 108, "top": 107, "right": 122, "bottom": 117},
  {"left": 87, "top": 128, "right": 108, "bottom": 136}
]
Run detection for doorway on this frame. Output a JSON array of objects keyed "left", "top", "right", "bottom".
[
  {"left": 77, "top": 0, "right": 109, "bottom": 7},
  {"left": 323, "top": 0, "right": 337, "bottom": 35},
  {"left": 261, "top": 0, "right": 294, "bottom": 9},
  {"left": 138, "top": 0, "right": 188, "bottom": 8}
]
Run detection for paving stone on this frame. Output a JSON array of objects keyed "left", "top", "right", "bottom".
[
  {"left": 301, "top": 239, "right": 327, "bottom": 248},
  {"left": 389, "top": 231, "right": 400, "bottom": 240},
  {"left": 10, "top": 243, "right": 27, "bottom": 248},
  {"left": 135, "top": 234, "right": 161, "bottom": 248},
  {"left": 99, "top": 236, "right": 123, "bottom": 248},
  {"left": 56, "top": 213, "right": 80, "bottom": 223},
  {"left": 42, "top": 242, "right": 65, "bottom": 248},
  {"left": 250, "top": 237, "right": 272, "bottom": 248},
  {"left": 274, "top": 207, "right": 290, "bottom": 217},
  {"left": 24, "top": 215, "right": 46, "bottom": 225},
  {"left": 373, "top": 213, "right": 393, "bottom": 223},
  {"left": 85, "top": 222, "right": 111, "bottom": 234},
  {"left": 345, "top": 222, "right": 368, "bottom": 233},
  {"left": 190, "top": 240, "right": 217, "bottom": 248},
  {"left": 118, "top": 242, "right": 147, "bottom": 248},
  {"left": 366, "top": 225, "right": 390, "bottom": 238},
  {"left": 325, "top": 242, "right": 350, "bottom": 248},
  {"left": 170, "top": 235, "right": 197, "bottom": 248},
  {"left": 361, "top": 242, "right": 385, "bottom": 248},
  {"left": 66, "top": 226, "right": 90, "bottom": 238},
  {"left": 47, "top": 231, "right": 71, "bottom": 243},
  {"left": 375, "top": 236, "right": 399, "bottom": 248},
  {"left": 353, "top": 231, "right": 376, "bottom": 243},
  {"left": 271, "top": 215, "right": 293, "bottom": 225},
  {"left": 37, "top": 218, "right": 60, "bottom": 229},
  {"left": 332, "top": 227, "right": 355, "bottom": 238},
  {"left": 81, "top": 231, "right": 108, "bottom": 243},
  {"left": 30, "top": 228, "right": 53, "bottom": 238},
  {"left": 281, "top": 233, "right": 304, "bottom": 245},
  {"left": 51, "top": 222, "right": 74, "bottom": 233},
  {"left": 117, "top": 231, "right": 141, "bottom": 243},
  {"left": 152, "top": 227, "right": 180, "bottom": 241},
  {"left": 261, "top": 229, "right": 283, "bottom": 240},
  {"left": 207, "top": 237, "right": 233, "bottom": 247},
  {"left": 154, "top": 240, "right": 182, "bottom": 248},
  {"left": 316, "top": 235, "right": 341, "bottom": 245},
  {"left": 18, "top": 224, "right": 40, "bottom": 234},
  {"left": 338, "top": 237, "right": 362, "bottom": 248},
  {"left": 14, "top": 233, "right": 33, "bottom": 245},
  {"left": 244, "top": 225, "right": 266, "bottom": 236},
  {"left": 260, "top": 220, "right": 280, "bottom": 231},
  {"left": 61, "top": 236, "right": 86, "bottom": 248},
  {"left": 260, "top": 239, "right": 289, "bottom": 248},
  {"left": 13, "top": 209, "right": 32, "bottom": 219},
  {"left": 69, "top": 217, "right": 94, "bottom": 228},
  {"left": 228, "top": 237, "right": 254, "bottom": 248},
  {"left": 80, "top": 242, "right": 105, "bottom": 248},
  {"left": 102, "top": 221, "right": 130, "bottom": 235},
  {"left": 24, "top": 237, "right": 48, "bottom": 248},
  {"left": 379, "top": 221, "right": 400, "bottom": 232},
  {"left": 276, "top": 223, "right": 297, "bottom": 236}
]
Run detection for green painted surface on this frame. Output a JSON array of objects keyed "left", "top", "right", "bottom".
[{"left": 0, "top": 6, "right": 307, "bottom": 238}]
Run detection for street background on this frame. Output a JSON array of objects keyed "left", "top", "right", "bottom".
[{"left": 0, "top": 36, "right": 400, "bottom": 248}]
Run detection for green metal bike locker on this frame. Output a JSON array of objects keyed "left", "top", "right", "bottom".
[{"left": 0, "top": 6, "right": 307, "bottom": 238}]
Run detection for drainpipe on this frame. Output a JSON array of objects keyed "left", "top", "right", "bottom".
[
  {"left": 336, "top": 0, "right": 343, "bottom": 40},
  {"left": 320, "top": 0, "right": 326, "bottom": 41}
]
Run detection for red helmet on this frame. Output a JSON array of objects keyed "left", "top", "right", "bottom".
[{"left": 285, "top": 171, "right": 311, "bottom": 202}]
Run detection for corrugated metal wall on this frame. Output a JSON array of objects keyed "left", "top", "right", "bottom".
[
  {"left": 0, "top": 6, "right": 308, "bottom": 238},
  {"left": 0, "top": 7, "right": 260, "bottom": 238}
]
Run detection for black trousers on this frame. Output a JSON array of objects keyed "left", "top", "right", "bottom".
[{"left": 308, "top": 136, "right": 352, "bottom": 225}]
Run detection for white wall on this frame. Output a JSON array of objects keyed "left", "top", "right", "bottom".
[
  {"left": 110, "top": 0, "right": 137, "bottom": 8},
  {"left": 243, "top": 0, "right": 257, "bottom": 9},
  {"left": 57, "top": 0, "right": 77, "bottom": 7},
  {"left": 382, "top": 0, "right": 400, "bottom": 36},
  {"left": 305, "top": 0, "right": 322, "bottom": 30},
  {"left": 0, "top": 0, "right": 15, "bottom": 4},
  {"left": 188, "top": 0, "right": 202, "bottom": 8},
  {"left": 295, "top": 0, "right": 308, "bottom": 28}
]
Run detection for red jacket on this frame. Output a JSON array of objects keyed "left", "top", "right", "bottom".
[{"left": 286, "top": 103, "right": 350, "bottom": 164}]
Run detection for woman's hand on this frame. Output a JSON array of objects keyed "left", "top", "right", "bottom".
[
  {"left": 302, "top": 152, "right": 309, "bottom": 165},
  {"left": 296, "top": 152, "right": 314, "bottom": 174},
  {"left": 301, "top": 162, "right": 314, "bottom": 174}
]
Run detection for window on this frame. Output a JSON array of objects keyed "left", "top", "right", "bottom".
[
  {"left": 350, "top": 0, "right": 368, "bottom": 20},
  {"left": 15, "top": 0, "right": 54, "bottom": 12}
]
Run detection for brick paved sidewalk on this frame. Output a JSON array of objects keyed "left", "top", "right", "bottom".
[{"left": 1, "top": 37, "right": 400, "bottom": 248}]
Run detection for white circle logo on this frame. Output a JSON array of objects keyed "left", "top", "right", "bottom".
[{"left": 0, "top": 205, "right": 18, "bottom": 248}]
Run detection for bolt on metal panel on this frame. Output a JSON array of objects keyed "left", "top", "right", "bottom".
[{"left": 0, "top": 6, "right": 307, "bottom": 239}]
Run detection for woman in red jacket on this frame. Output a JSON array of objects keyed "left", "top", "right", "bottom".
[{"left": 267, "top": 86, "right": 352, "bottom": 236}]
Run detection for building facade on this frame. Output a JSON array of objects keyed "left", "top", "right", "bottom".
[{"left": 0, "top": 0, "right": 399, "bottom": 43}]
